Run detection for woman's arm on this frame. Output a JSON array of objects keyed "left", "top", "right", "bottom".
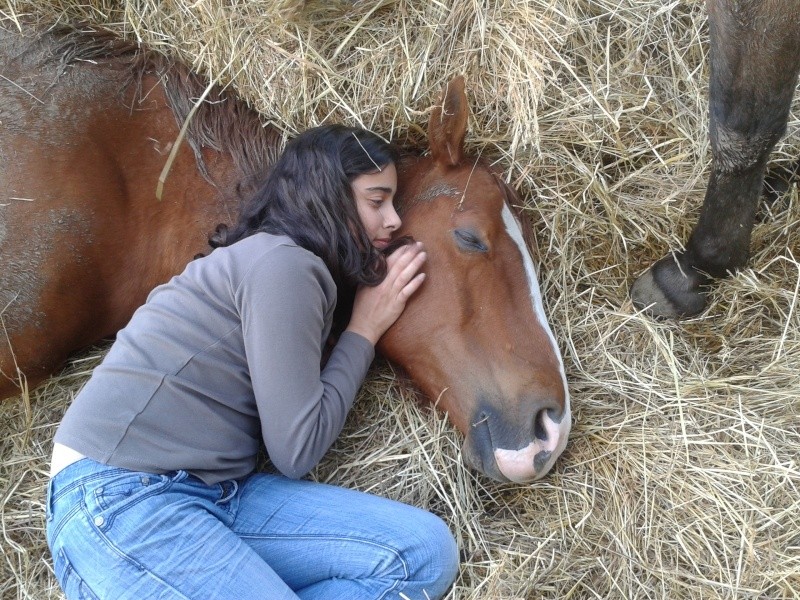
[{"left": 238, "top": 244, "right": 372, "bottom": 478}]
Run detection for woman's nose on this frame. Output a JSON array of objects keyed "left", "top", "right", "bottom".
[{"left": 385, "top": 204, "right": 401, "bottom": 230}]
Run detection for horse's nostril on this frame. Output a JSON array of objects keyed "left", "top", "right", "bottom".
[
  {"left": 533, "top": 410, "right": 548, "bottom": 441},
  {"left": 534, "top": 450, "right": 552, "bottom": 473}
]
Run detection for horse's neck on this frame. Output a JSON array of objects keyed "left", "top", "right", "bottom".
[{"left": 158, "top": 65, "right": 282, "bottom": 201}]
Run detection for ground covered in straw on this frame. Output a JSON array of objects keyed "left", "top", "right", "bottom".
[{"left": 1, "top": 1, "right": 798, "bottom": 598}]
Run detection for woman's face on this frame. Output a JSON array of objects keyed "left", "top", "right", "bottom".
[{"left": 352, "top": 162, "right": 401, "bottom": 250}]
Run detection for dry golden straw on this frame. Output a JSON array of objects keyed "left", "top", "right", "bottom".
[{"left": 1, "top": 1, "right": 799, "bottom": 598}]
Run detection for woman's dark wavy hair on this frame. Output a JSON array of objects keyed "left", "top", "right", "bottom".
[{"left": 210, "top": 124, "right": 400, "bottom": 287}]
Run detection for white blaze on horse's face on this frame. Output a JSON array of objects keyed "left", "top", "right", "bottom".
[{"left": 492, "top": 204, "right": 571, "bottom": 483}]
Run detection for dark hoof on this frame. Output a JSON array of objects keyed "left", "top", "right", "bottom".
[{"left": 631, "top": 254, "right": 709, "bottom": 318}]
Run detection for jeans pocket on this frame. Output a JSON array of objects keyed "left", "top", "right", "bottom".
[
  {"left": 92, "top": 472, "right": 170, "bottom": 528},
  {"left": 53, "top": 547, "right": 101, "bottom": 600}
]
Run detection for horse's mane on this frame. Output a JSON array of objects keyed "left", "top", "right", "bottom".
[{"left": 19, "top": 23, "right": 282, "bottom": 193}]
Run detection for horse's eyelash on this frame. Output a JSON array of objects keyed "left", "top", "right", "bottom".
[{"left": 453, "top": 229, "right": 488, "bottom": 253}]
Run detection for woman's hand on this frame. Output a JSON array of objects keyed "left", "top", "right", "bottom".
[{"left": 345, "top": 242, "right": 427, "bottom": 345}]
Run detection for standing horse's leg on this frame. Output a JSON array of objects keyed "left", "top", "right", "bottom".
[{"left": 631, "top": 0, "right": 800, "bottom": 317}]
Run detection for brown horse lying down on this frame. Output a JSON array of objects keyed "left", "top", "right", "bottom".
[
  {"left": 0, "top": 24, "right": 570, "bottom": 483},
  {"left": 632, "top": 0, "right": 800, "bottom": 317}
]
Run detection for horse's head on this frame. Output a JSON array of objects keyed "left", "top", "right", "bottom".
[{"left": 380, "top": 76, "right": 571, "bottom": 483}]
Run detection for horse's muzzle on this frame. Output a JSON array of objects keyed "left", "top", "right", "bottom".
[{"left": 463, "top": 402, "right": 570, "bottom": 483}]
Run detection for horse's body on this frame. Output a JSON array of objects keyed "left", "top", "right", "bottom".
[
  {"left": 0, "top": 27, "right": 276, "bottom": 392},
  {"left": 0, "top": 25, "right": 569, "bottom": 483},
  {"left": 632, "top": 0, "right": 800, "bottom": 317}
]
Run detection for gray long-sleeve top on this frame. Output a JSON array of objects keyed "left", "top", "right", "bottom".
[{"left": 54, "top": 233, "right": 374, "bottom": 484}]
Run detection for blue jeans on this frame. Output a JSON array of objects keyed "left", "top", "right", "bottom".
[{"left": 46, "top": 458, "right": 459, "bottom": 599}]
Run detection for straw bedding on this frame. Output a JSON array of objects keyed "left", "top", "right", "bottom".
[{"left": 1, "top": 1, "right": 798, "bottom": 598}]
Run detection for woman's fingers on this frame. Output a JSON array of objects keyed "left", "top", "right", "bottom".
[
  {"left": 382, "top": 242, "right": 427, "bottom": 304},
  {"left": 385, "top": 242, "right": 426, "bottom": 289},
  {"left": 386, "top": 240, "right": 423, "bottom": 267},
  {"left": 345, "top": 242, "right": 427, "bottom": 345},
  {"left": 397, "top": 271, "right": 426, "bottom": 301}
]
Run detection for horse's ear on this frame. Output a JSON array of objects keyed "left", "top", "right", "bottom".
[{"left": 427, "top": 75, "right": 468, "bottom": 167}]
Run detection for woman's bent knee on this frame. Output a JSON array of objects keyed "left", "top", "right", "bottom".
[{"left": 403, "top": 510, "right": 459, "bottom": 599}]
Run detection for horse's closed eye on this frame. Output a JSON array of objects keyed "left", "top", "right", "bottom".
[{"left": 453, "top": 228, "right": 488, "bottom": 253}]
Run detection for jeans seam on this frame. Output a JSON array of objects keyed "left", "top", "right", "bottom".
[
  {"left": 55, "top": 547, "right": 102, "bottom": 600},
  {"left": 81, "top": 502, "right": 194, "bottom": 600},
  {"left": 48, "top": 500, "right": 83, "bottom": 547},
  {"left": 237, "top": 532, "right": 410, "bottom": 593},
  {"left": 51, "top": 467, "right": 131, "bottom": 505}
]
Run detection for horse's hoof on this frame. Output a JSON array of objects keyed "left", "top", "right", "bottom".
[{"left": 631, "top": 254, "right": 709, "bottom": 318}]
